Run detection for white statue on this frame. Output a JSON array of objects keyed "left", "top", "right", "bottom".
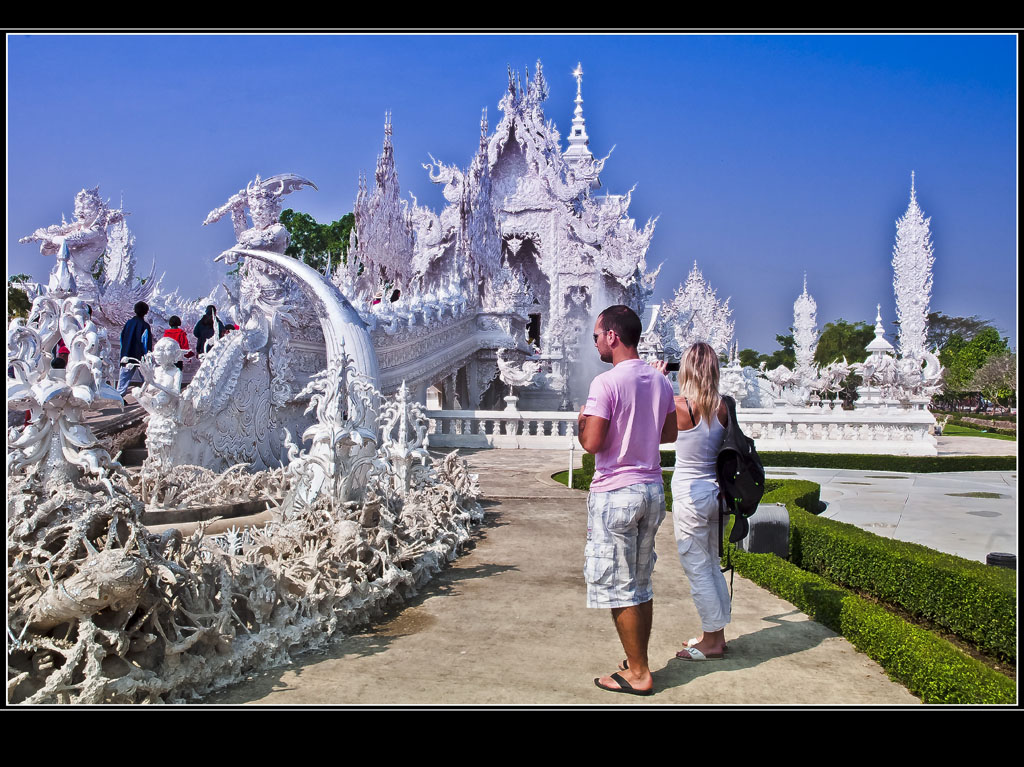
[
  {"left": 7, "top": 294, "right": 124, "bottom": 489},
  {"left": 132, "top": 337, "right": 184, "bottom": 478},
  {"left": 20, "top": 186, "right": 126, "bottom": 289}
]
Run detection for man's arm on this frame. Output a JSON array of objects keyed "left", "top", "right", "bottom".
[
  {"left": 578, "top": 407, "right": 610, "bottom": 454},
  {"left": 660, "top": 407, "right": 678, "bottom": 444}
]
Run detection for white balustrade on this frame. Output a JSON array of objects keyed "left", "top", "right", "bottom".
[
  {"left": 426, "top": 406, "right": 937, "bottom": 455},
  {"left": 425, "top": 409, "right": 579, "bottom": 449}
]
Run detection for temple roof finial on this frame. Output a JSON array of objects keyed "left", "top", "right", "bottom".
[{"left": 564, "top": 62, "right": 593, "bottom": 167}]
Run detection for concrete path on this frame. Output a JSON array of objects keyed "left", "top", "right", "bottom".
[
  {"left": 766, "top": 467, "right": 1017, "bottom": 563},
  {"left": 206, "top": 449, "right": 917, "bottom": 706}
]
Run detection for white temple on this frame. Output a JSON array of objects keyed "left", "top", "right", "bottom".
[{"left": 334, "top": 61, "right": 658, "bottom": 411}]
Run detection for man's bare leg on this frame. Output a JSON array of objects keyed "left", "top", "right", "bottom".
[{"left": 598, "top": 599, "right": 654, "bottom": 692}]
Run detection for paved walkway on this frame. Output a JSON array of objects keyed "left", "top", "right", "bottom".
[{"left": 206, "top": 449, "right": 918, "bottom": 705}]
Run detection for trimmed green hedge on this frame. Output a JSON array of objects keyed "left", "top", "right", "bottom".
[
  {"left": 761, "top": 490, "right": 1017, "bottom": 661},
  {"left": 657, "top": 451, "right": 1016, "bottom": 473},
  {"left": 577, "top": 450, "right": 1017, "bottom": 474},
  {"left": 726, "top": 546, "right": 1016, "bottom": 704}
]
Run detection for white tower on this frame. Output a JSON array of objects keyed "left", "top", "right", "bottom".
[{"left": 892, "top": 171, "right": 935, "bottom": 361}]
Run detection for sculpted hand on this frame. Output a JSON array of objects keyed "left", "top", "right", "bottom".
[{"left": 649, "top": 359, "right": 669, "bottom": 376}]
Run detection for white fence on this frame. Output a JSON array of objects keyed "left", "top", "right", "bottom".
[
  {"left": 425, "top": 406, "right": 938, "bottom": 455},
  {"left": 425, "top": 409, "right": 578, "bottom": 449}
]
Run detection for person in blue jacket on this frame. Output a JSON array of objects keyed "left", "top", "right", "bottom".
[{"left": 117, "top": 301, "right": 153, "bottom": 397}]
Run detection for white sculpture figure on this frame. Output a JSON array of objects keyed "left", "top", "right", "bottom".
[
  {"left": 132, "top": 337, "right": 184, "bottom": 483},
  {"left": 651, "top": 262, "right": 734, "bottom": 360},
  {"left": 719, "top": 344, "right": 749, "bottom": 404},
  {"left": 375, "top": 380, "right": 432, "bottom": 497},
  {"left": 496, "top": 346, "right": 543, "bottom": 411},
  {"left": 20, "top": 186, "right": 126, "bottom": 291},
  {"left": 815, "top": 357, "right": 853, "bottom": 404},
  {"left": 7, "top": 294, "right": 123, "bottom": 489},
  {"left": 284, "top": 340, "right": 379, "bottom": 511},
  {"left": 175, "top": 176, "right": 320, "bottom": 471},
  {"left": 19, "top": 188, "right": 222, "bottom": 379},
  {"left": 893, "top": 172, "right": 935, "bottom": 362},
  {"left": 204, "top": 173, "right": 318, "bottom": 258}
]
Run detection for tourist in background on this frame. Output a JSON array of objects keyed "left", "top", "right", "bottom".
[
  {"left": 578, "top": 305, "right": 678, "bottom": 696},
  {"left": 117, "top": 301, "right": 153, "bottom": 398},
  {"left": 661, "top": 342, "right": 731, "bottom": 661},
  {"left": 162, "top": 315, "right": 194, "bottom": 377},
  {"left": 193, "top": 304, "right": 225, "bottom": 357}
]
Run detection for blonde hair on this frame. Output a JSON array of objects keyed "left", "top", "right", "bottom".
[{"left": 679, "top": 342, "right": 721, "bottom": 428}]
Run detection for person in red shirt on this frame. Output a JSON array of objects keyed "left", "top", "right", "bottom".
[{"left": 162, "top": 316, "right": 194, "bottom": 379}]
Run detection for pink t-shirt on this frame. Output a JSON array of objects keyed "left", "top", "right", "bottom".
[{"left": 583, "top": 359, "right": 676, "bottom": 492}]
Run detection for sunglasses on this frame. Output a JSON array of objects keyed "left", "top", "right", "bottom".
[{"left": 593, "top": 329, "right": 616, "bottom": 343}]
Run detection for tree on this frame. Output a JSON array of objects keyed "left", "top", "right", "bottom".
[
  {"left": 814, "top": 319, "right": 874, "bottom": 367},
  {"left": 738, "top": 348, "right": 763, "bottom": 369},
  {"left": 8, "top": 274, "right": 33, "bottom": 320},
  {"left": 760, "top": 332, "right": 795, "bottom": 371},
  {"left": 969, "top": 352, "right": 1016, "bottom": 406},
  {"left": 939, "top": 327, "right": 1010, "bottom": 405},
  {"left": 279, "top": 209, "right": 355, "bottom": 273},
  {"left": 814, "top": 319, "right": 875, "bottom": 406},
  {"left": 925, "top": 312, "right": 994, "bottom": 352}
]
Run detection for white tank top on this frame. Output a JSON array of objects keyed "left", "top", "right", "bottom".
[{"left": 673, "top": 399, "right": 727, "bottom": 485}]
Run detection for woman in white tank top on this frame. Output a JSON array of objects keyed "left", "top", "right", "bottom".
[{"left": 667, "top": 342, "right": 731, "bottom": 661}]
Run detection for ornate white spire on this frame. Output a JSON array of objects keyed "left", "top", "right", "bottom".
[
  {"left": 655, "top": 260, "right": 734, "bottom": 357},
  {"left": 866, "top": 304, "right": 895, "bottom": 354},
  {"left": 792, "top": 274, "right": 818, "bottom": 385},
  {"left": 892, "top": 170, "right": 935, "bottom": 360},
  {"left": 564, "top": 62, "right": 594, "bottom": 166}
]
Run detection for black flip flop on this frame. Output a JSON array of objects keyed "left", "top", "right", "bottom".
[{"left": 594, "top": 672, "right": 654, "bottom": 696}]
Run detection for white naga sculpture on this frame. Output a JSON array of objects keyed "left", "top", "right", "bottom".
[
  {"left": 7, "top": 245, "right": 482, "bottom": 704},
  {"left": 175, "top": 175, "right": 329, "bottom": 471}
]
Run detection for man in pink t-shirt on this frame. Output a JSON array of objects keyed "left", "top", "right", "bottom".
[{"left": 578, "top": 305, "right": 677, "bottom": 697}]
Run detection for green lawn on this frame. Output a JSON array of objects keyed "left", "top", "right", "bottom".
[{"left": 942, "top": 424, "right": 1016, "bottom": 441}]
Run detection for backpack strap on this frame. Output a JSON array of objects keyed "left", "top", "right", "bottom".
[
  {"left": 683, "top": 396, "right": 695, "bottom": 426},
  {"left": 718, "top": 493, "right": 735, "bottom": 600}
]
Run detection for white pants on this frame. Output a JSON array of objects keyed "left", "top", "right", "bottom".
[{"left": 670, "top": 478, "right": 731, "bottom": 633}]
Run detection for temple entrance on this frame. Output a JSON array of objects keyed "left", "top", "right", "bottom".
[{"left": 528, "top": 313, "right": 541, "bottom": 348}]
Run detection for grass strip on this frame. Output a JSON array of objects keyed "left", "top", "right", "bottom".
[{"left": 941, "top": 424, "right": 1016, "bottom": 440}]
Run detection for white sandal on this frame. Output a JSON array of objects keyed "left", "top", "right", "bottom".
[{"left": 675, "top": 646, "right": 724, "bottom": 661}]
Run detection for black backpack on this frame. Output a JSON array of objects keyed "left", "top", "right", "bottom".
[{"left": 715, "top": 395, "right": 765, "bottom": 545}]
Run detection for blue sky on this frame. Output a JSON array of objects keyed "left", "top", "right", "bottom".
[{"left": 7, "top": 33, "right": 1017, "bottom": 353}]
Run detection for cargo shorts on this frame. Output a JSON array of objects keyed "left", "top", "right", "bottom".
[{"left": 584, "top": 482, "right": 667, "bottom": 609}]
